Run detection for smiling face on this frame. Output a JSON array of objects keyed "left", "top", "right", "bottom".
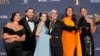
[
  {"left": 80, "top": 7, "right": 87, "bottom": 17},
  {"left": 25, "top": 9, "right": 34, "bottom": 20},
  {"left": 50, "top": 9, "right": 58, "bottom": 21},
  {"left": 66, "top": 8, "right": 73, "bottom": 17},
  {"left": 14, "top": 13, "right": 21, "bottom": 22},
  {"left": 39, "top": 12, "right": 48, "bottom": 22},
  {"left": 65, "top": 7, "right": 74, "bottom": 18}
]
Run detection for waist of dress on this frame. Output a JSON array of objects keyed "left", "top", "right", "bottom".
[
  {"left": 62, "top": 30, "right": 76, "bottom": 37},
  {"left": 8, "top": 34, "right": 23, "bottom": 37},
  {"left": 40, "top": 33, "right": 48, "bottom": 35},
  {"left": 62, "top": 30, "right": 76, "bottom": 33},
  {"left": 6, "top": 41, "right": 22, "bottom": 46}
]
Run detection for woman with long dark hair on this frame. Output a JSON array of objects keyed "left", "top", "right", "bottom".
[
  {"left": 62, "top": 6, "right": 78, "bottom": 56},
  {"left": 34, "top": 12, "right": 51, "bottom": 56},
  {"left": 77, "top": 7, "right": 95, "bottom": 56},
  {"left": 3, "top": 12, "right": 25, "bottom": 56}
]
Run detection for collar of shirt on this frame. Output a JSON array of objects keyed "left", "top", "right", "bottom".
[
  {"left": 26, "top": 17, "right": 35, "bottom": 32},
  {"left": 26, "top": 17, "right": 33, "bottom": 22},
  {"left": 50, "top": 20, "right": 56, "bottom": 23}
]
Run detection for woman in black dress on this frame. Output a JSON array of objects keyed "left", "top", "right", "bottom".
[
  {"left": 3, "top": 12, "right": 25, "bottom": 56},
  {"left": 77, "top": 7, "right": 96, "bottom": 56}
]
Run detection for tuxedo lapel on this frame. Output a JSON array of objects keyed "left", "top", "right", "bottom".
[{"left": 23, "top": 19, "right": 31, "bottom": 33}]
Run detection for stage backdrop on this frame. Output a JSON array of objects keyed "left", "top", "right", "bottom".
[{"left": 0, "top": 0, "right": 100, "bottom": 56}]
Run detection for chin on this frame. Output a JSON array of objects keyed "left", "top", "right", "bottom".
[
  {"left": 29, "top": 17, "right": 33, "bottom": 19},
  {"left": 44, "top": 20, "right": 47, "bottom": 22},
  {"left": 28, "top": 16, "right": 33, "bottom": 18}
]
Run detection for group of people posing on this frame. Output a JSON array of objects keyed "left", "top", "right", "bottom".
[{"left": 3, "top": 6, "right": 100, "bottom": 56}]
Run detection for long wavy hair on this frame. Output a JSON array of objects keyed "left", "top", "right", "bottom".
[{"left": 65, "top": 6, "right": 77, "bottom": 24}]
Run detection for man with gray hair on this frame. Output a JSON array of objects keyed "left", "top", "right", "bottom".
[{"left": 47, "top": 9, "right": 63, "bottom": 56}]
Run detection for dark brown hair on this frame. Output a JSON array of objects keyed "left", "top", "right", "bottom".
[
  {"left": 25, "top": 7, "right": 34, "bottom": 13},
  {"left": 11, "top": 11, "right": 20, "bottom": 22},
  {"left": 37, "top": 12, "right": 49, "bottom": 27},
  {"left": 65, "top": 6, "right": 77, "bottom": 24},
  {"left": 80, "top": 7, "right": 87, "bottom": 12},
  {"left": 38, "top": 12, "right": 49, "bottom": 21}
]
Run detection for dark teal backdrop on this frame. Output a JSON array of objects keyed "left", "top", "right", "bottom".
[{"left": 0, "top": 0, "right": 100, "bottom": 56}]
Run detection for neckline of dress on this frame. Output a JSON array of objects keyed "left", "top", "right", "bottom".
[{"left": 4, "top": 27, "right": 23, "bottom": 32}]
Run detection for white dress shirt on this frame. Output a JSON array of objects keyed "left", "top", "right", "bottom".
[
  {"left": 49, "top": 20, "right": 56, "bottom": 33},
  {"left": 26, "top": 17, "right": 35, "bottom": 32}
]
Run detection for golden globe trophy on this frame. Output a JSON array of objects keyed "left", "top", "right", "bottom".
[
  {"left": 94, "top": 13, "right": 100, "bottom": 25},
  {"left": 75, "top": 0, "right": 79, "bottom": 6}
]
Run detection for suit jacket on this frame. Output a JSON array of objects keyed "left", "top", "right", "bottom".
[
  {"left": 47, "top": 20, "right": 63, "bottom": 47},
  {"left": 19, "top": 18, "right": 37, "bottom": 51}
]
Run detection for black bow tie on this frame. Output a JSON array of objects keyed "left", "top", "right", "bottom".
[{"left": 28, "top": 20, "right": 33, "bottom": 22}]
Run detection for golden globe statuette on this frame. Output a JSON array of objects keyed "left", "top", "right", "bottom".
[
  {"left": 94, "top": 13, "right": 100, "bottom": 23},
  {"left": 75, "top": 0, "right": 79, "bottom": 6}
]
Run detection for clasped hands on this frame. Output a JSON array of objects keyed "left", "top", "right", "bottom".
[{"left": 6, "top": 35, "right": 20, "bottom": 43}]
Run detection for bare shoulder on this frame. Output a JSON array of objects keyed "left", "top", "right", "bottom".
[
  {"left": 38, "top": 22, "right": 44, "bottom": 27},
  {"left": 5, "top": 22, "right": 12, "bottom": 27}
]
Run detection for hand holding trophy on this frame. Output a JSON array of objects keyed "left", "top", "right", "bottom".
[{"left": 93, "top": 13, "right": 100, "bottom": 25}]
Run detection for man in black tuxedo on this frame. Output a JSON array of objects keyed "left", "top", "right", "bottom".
[
  {"left": 48, "top": 9, "right": 63, "bottom": 56},
  {"left": 19, "top": 7, "right": 36, "bottom": 56}
]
